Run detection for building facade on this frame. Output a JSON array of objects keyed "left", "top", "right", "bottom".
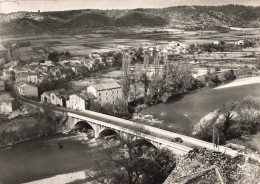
[
  {"left": 67, "top": 92, "right": 96, "bottom": 111},
  {"left": 17, "top": 82, "right": 38, "bottom": 98},
  {"left": 0, "top": 98, "right": 19, "bottom": 113},
  {"left": 41, "top": 89, "right": 65, "bottom": 105},
  {"left": 87, "top": 82, "right": 122, "bottom": 105}
]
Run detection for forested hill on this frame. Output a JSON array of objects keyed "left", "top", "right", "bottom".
[{"left": 1, "top": 5, "right": 260, "bottom": 34}]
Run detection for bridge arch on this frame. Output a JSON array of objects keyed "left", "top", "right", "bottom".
[
  {"left": 98, "top": 128, "right": 120, "bottom": 138},
  {"left": 131, "top": 138, "right": 158, "bottom": 150},
  {"left": 74, "top": 120, "right": 94, "bottom": 131},
  {"left": 72, "top": 120, "right": 98, "bottom": 138}
]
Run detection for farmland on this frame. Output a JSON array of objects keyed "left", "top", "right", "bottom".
[{"left": 1, "top": 27, "right": 260, "bottom": 63}]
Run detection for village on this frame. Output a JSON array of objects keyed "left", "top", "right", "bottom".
[
  {"left": 0, "top": 31, "right": 259, "bottom": 118},
  {"left": 1, "top": 3, "right": 260, "bottom": 183}
]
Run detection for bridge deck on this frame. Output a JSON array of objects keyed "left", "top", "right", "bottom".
[{"left": 68, "top": 110, "right": 238, "bottom": 158}]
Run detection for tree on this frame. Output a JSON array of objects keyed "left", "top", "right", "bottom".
[
  {"left": 48, "top": 52, "right": 60, "bottom": 62},
  {"left": 87, "top": 129, "right": 176, "bottom": 184},
  {"left": 121, "top": 52, "right": 132, "bottom": 103}
]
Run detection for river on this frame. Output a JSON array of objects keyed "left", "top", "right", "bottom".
[
  {"left": 0, "top": 132, "right": 119, "bottom": 184},
  {"left": 1, "top": 81, "right": 260, "bottom": 184},
  {"left": 141, "top": 82, "right": 260, "bottom": 135}
]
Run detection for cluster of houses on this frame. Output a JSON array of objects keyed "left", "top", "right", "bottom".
[
  {"left": 213, "top": 39, "right": 246, "bottom": 46},
  {"left": 142, "top": 41, "right": 189, "bottom": 56},
  {"left": 0, "top": 49, "right": 122, "bottom": 114},
  {"left": 59, "top": 53, "right": 115, "bottom": 71},
  {"left": 40, "top": 82, "right": 122, "bottom": 111}
]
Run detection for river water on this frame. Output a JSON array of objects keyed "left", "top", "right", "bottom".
[
  {"left": 0, "top": 133, "right": 116, "bottom": 184},
  {"left": 141, "top": 83, "right": 260, "bottom": 135},
  {"left": 1, "top": 82, "right": 260, "bottom": 184}
]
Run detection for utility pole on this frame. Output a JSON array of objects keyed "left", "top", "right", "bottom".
[
  {"left": 218, "top": 132, "right": 220, "bottom": 151},
  {"left": 213, "top": 122, "right": 215, "bottom": 150}
]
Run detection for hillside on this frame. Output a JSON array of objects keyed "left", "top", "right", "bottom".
[{"left": 0, "top": 5, "right": 260, "bottom": 35}]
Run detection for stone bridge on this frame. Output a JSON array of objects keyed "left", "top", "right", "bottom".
[{"left": 65, "top": 110, "right": 238, "bottom": 157}]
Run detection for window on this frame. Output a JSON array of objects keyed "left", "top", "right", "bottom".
[
  {"left": 99, "top": 93, "right": 101, "bottom": 96},
  {"left": 106, "top": 92, "right": 107, "bottom": 95},
  {"left": 52, "top": 95, "right": 54, "bottom": 99}
]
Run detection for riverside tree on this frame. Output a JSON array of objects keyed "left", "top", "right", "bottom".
[{"left": 87, "top": 125, "right": 176, "bottom": 184}]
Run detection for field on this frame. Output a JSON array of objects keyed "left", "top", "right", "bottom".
[{"left": 0, "top": 27, "right": 259, "bottom": 63}]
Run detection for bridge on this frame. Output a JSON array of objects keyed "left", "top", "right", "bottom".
[{"left": 65, "top": 110, "right": 238, "bottom": 157}]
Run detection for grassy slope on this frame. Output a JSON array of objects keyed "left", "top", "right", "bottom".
[{"left": 0, "top": 5, "right": 260, "bottom": 34}]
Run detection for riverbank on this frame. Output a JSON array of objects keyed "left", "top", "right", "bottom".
[
  {"left": 193, "top": 95, "right": 260, "bottom": 154},
  {"left": 25, "top": 171, "right": 87, "bottom": 184},
  {"left": 214, "top": 76, "right": 260, "bottom": 89},
  {"left": 0, "top": 110, "right": 64, "bottom": 148}
]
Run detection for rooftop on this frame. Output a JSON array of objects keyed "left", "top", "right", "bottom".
[
  {"left": 16, "top": 82, "right": 37, "bottom": 88},
  {"left": 76, "top": 92, "right": 96, "bottom": 101},
  {"left": 43, "top": 88, "right": 65, "bottom": 96},
  {"left": 0, "top": 98, "right": 15, "bottom": 103},
  {"left": 90, "top": 82, "right": 121, "bottom": 91}
]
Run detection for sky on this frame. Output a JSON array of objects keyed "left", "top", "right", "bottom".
[{"left": 0, "top": 0, "right": 260, "bottom": 14}]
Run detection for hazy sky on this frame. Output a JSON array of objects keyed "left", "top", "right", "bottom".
[{"left": 0, "top": 0, "right": 260, "bottom": 14}]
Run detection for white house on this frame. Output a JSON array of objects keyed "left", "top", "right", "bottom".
[
  {"left": 87, "top": 82, "right": 122, "bottom": 105},
  {"left": 213, "top": 41, "right": 220, "bottom": 45},
  {"left": 40, "top": 60, "right": 53, "bottom": 67},
  {"left": 66, "top": 92, "right": 96, "bottom": 111},
  {"left": 28, "top": 73, "right": 46, "bottom": 84},
  {"left": 0, "top": 98, "right": 19, "bottom": 113},
  {"left": 234, "top": 40, "right": 244, "bottom": 46}
]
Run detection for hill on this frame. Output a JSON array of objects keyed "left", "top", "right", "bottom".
[{"left": 0, "top": 5, "right": 260, "bottom": 35}]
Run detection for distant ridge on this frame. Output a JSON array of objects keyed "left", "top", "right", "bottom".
[{"left": 0, "top": 5, "right": 260, "bottom": 35}]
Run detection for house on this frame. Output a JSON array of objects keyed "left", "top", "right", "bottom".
[
  {"left": 87, "top": 82, "right": 122, "bottom": 105},
  {"left": 213, "top": 41, "right": 220, "bottom": 45},
  {"left": 15, "top": 73, "right": 28, "bottom": 83},
  {"left": 0, "top": 98, "right": 19, "bottom": 113},
  {"left": 17, "top": 82, "right": 38, "bottom": 98},
  {"left": 106, "top": 57, "right": 114, "bottom": 66},
  {"left": 234, "top": 40, "right": 244, "bottom": 46},
  {"left": 28, "top": 73, "right": 44, "bottom": 84},
  {"left": 40, "top": 60, "right": 53, "bottom": 67},
  {"left": 3, "top": 70, "right": 15, "bottom": 81},
  {"left": 41, "top": 89, "right": 75, "bottom": 107},
  {"left": 67, "top": 92, "right": 96, "bottom": 111},
  {"left": 41, "top": 88, "right": 65, "bottom": 104},
  {"left": 0, "top": 81, "right": 5, "bottom": 93}
]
